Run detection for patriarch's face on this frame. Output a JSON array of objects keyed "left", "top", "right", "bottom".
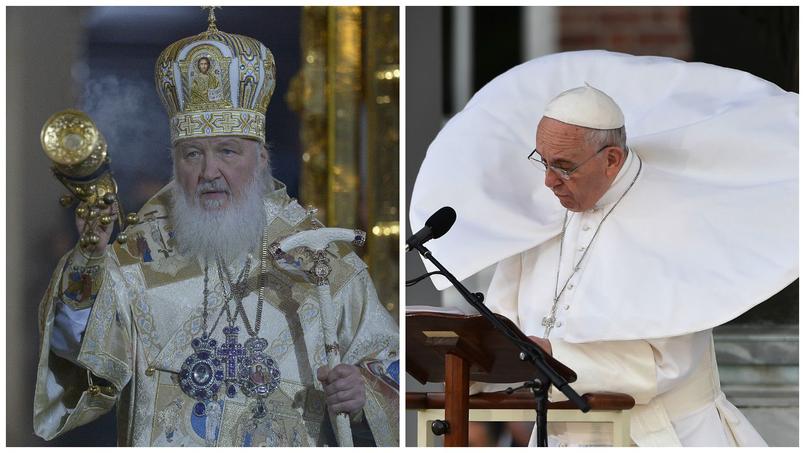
[{"left": 174, "top": 137, "right": 267, "bottom": 211}]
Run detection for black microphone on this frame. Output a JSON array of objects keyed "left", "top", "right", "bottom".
[{"left": 406, "top": 206, "right": 456, "bottom": 251}]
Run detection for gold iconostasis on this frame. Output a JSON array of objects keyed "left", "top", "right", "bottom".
[{"left": 288, "top": 6, "right": 400, "bottom": 319}]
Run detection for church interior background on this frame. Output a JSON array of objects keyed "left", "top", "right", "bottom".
[
  {"left": 7, "top": 6, "right": 398, "bottom": 446},
  {"left": 405, "top": 5, "right": 797, "bottom": 447}
]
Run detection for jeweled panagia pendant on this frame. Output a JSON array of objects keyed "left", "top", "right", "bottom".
[
  {"left": 238, "top": 336, "right": 281, "bottom": 408},
  {"left": 179, "top": 334, "right": 225, "bottom": 416}
]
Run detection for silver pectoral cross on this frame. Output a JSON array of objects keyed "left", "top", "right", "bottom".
[
  {"left": 217, "top": 326, "right": 245, "bottom": 398},
  {"left": 541, "top": 300, "right": 559, "bottom": 337},
  {"left": 541, "top": 316, "right": 557, "bottom": 338}
]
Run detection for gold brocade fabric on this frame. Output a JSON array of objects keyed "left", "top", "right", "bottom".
[{"left": 33, "top": 181, "right": 399, "bottom": 446}]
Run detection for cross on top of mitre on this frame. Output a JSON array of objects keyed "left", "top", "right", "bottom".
[{"left": 202, "top": 6, "right": 221, "bottom": 32}]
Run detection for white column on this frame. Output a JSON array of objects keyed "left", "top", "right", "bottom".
[
  {"left": 522, "top": 6, "right": 558, "bottom": 61},
  {"left": 451, "top": 6, "right": 474, "bottom": 113}
]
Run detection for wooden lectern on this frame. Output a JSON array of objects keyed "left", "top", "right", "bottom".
[{"left": 407, "top": 311, "right": 635, "bottom": 447}]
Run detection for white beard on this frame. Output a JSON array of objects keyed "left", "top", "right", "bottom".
[{"left": 170, "top": 170, "right": 268, "bottom": 264}]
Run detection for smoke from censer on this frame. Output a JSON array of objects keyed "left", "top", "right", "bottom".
[
  {"left": 80, "top": 76, "right": 172, "bottom": 171},
  {"left": 79, "top": 76, "right": 173, "bottom": 207}
]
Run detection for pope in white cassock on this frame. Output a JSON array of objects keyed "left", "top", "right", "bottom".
[
  {"left": 410, "top": 51, "right": 797, "bottom": 447},
  {"left": 33, "top": 13, "right": 398, "bottom": 447}
]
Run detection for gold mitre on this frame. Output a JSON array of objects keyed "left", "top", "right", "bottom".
[{"left": 154, "top": 7, "right": 276, "bottom": 145}]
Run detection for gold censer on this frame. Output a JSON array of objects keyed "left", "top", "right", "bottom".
[{"left": 40, "top": 109, "right": 138, "bottom": 250}]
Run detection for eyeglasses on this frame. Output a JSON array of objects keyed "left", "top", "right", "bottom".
[{"left": 527, "top": 144, "right": 610, "bottom": 180}]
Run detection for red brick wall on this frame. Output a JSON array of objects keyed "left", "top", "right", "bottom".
[{"left": 559, "top": 6, "right": 692, "bottom": 60}]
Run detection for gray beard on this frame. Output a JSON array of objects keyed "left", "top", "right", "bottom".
[{"left": 170, "top": 174, "right": 267, "bottom": 264}]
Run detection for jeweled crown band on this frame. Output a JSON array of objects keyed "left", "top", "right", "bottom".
[{"left": 170, "top": 109, "right": 265, "bottom": 144}]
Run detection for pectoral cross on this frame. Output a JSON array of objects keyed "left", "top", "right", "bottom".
[
  {"left": 541, "top": 315, "right": 557, "bottom": 337},
  {"left": 202, "top": 6, "right": 221, "bottom": 32},
  {"left": 217, "top": 326, "right": 245, "bottom": 397},
  {"left": 541, "top": 302, "right": 559, "bottom": 337}
]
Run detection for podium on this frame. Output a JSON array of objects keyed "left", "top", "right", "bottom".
[{"left": 407, "top": 311, "right": 635, "bottom": 447}]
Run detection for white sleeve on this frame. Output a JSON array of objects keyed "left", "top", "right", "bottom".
[
  {"left": 50, "top": 301, "right": 91, "bottom": 364},
  {"left": 549, "top": 331, "right": 710, "bottom": 404},
  {"left": 647, "top": 331, "right": 711, "bottom": 395},
  {"left": 484, "top": 253, "right": 523, "bottom": 325},
  {"left": 48, "top": 247, "right": 104, "bottom": 365},
  {"left": 550, "top": 338, "right": 658, "bottom": 404}
]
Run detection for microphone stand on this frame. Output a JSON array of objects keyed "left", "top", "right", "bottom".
[{"left": 409, "top": 242, "right": 590, "bottom": 447}]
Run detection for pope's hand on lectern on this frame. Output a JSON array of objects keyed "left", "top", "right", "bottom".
[{"left": 528, "top": 336, "right": 552, "bottom": 356}]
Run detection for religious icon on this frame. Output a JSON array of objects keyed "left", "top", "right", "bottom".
[
  {"left": 364, "top": 359, "right": 399, "bottom": 391},
  {"left": 189, "top": 55, "right": 224, "bottom": 105},
  {"left": 135, "top": 232, "right": 153, "bottom": 262},
  {"left": 249, "top": 364, "right": 268, "bottom": 385},
  {"left": 155, "top": 399, "right": 184, "bottom": 443},
  {"left": 64, "top": 269, "right": 88, "bottom": 301}
]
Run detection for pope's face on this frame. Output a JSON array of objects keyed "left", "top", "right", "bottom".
[
  {"left": 174, "top": 137, "right": 267, "bottom": 211},
  {"left": 535, "top": 117, "right": 621, "bottom": 212}
]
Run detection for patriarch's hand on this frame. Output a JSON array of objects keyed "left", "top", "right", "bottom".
[{"left": 316, "top": 364, "right": 366, "bottom": 418}]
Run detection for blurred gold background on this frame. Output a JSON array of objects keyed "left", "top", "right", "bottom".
[{"left": 289, "top": 6, "right": 400, "bottom": 318}]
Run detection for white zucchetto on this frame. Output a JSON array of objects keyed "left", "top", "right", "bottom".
[{"left": 543, "top": 84, "right": 625, "bottom": 129}]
